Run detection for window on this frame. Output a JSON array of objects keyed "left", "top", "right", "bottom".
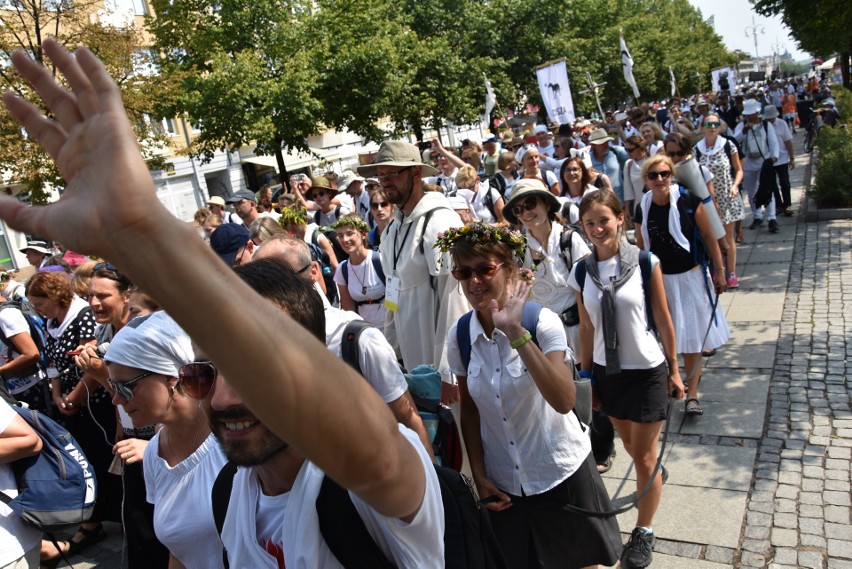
[{"left": 104, "top": 0, "right": 148, "bottom": 16}]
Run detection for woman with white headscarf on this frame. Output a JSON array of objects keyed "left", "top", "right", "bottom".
[{"left": 104, "top": 312, "right": 227, "bottom": 569}]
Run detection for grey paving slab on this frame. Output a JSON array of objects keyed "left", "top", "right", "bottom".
[
  {"left": 691, "top": 369, "right": 771, "bottom": 404},
  {"left": 704, "top": 322, "right": 779, "bottom": 369},
  {"left": 732, "top": 262, "right": 792, "bottom": 289},
  {"left": 678, "top": 400, "right": 766, "bottom": 438},
  {"left": 726, "top": 291, "right": 786, "bottom": 322},
  {"left": 605, "top": 481, "right": 748, "bottom": 548},
  {"left": 646, "top": 552, "right": 732, "bottom": 568},
  {"left": 663, "top": 442, "right": 757, "bottom": 492}
]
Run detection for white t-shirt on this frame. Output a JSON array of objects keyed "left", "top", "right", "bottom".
[
  {"left": 0, "top": 308, "right": 41, "bottom": 395},
  {"left": 258, "top": 211, "right": 281, "bottom": 222},
  {"left": 144, "top": 432, "right": 228, "bottom": 569},
  {"left": 324, "top": 307, "right": 406, "bottom": 404},
  {"left": 0, "top": 403, "right": 41, "bottom": 566},
  {"left": 424, "top": 169, "right": 459, "bottom": 196},
  {"left": 333, "top": 255, "right": 387, "bottom": 330},
  {"left": 447, "top": 308, "right": 590, "bottom": 496},
  {"left": 769, "top": 119, "right": 794, "bottom": 165},
  {"left": 220, "top": 426, "right": 444, "bottom": 568},
  {"left": 567, "top": 255, "right": 665, "bottom": 369}
]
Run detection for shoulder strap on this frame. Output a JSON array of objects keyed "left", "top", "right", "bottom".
[
  {"left": 335, "top": 205, "right": 342, "bottom": 219},
  {"left": 520, "top": 303, "right": 541, "bottom": 347},
  {"left": 313, "top": 210, "right": 321, "bottom": 225},
  {"left": 317, "top": 476, "right": 396, "bottom": 569},
  {"left": 456, "top": 311, "right": 474, "bottom": 373},
  {"left": 341, "top": 320, "right": 372, "bottom": 376},
  {"left": 559, "top": 228, "right": 576, "bottom": 272},
  {"left": 417, "top": 208, "right": 440, "bottom": 254},
  {"left": 638, "top": 250, "right": 655, "bottom": 332},
  {"left": 341, "top": 260, "right": 349, "bottom": 285},
  {"left": 370, "top": 251, "right": 385, "bottom": 284},
  {"left": 575, "top": 258, "right": 587, "bottom": 295},
  {"left": 211, "top": 461, "right": 238, "bottom": 569}
]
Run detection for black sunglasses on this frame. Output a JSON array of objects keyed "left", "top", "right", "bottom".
[
  {"left": 108, "top": 371, "right": 155, "bottom": 401},
  {"left": 510, "top": 197, "right": 538, "bottom": 217},
  {"left": 666, "top": 149, "right": 687, "bottom": 157},
  {"left": 370, "top": 201, "right": 389, "bottom": 209},
  {"left": 647, "top": 170, "right": 672, "bottom": 181},
  {"left": 179, "top": 362, "right": 217, "bottom": 400}
]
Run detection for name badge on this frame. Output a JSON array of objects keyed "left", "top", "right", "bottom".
[{"left": 384, "top": 276, "right": 400, "bottom": 312}]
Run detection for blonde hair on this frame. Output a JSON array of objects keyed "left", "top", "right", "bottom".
[
  {"left": 641, "top": 154, "right": 675, "bottom": 178},
  {"left": 454, "top": 165, "right": 479, "bottom": 190}
]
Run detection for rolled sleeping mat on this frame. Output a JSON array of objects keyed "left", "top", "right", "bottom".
[{"left": 674, "top": 156, "right": 726, "bottom": 240}]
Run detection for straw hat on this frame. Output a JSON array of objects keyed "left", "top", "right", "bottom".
[{"left": 587, "top": 128, "right": 615, "bottom": 145}]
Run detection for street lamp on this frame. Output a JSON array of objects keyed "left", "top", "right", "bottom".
[{"left": 744, "top": 16, "right": 765, "bottom": 61}]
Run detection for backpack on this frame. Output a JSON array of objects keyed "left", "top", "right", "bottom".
[
  {"left": 0, "top": 405, "right": 96, "bottom": 532},
  {"left": 456, "top": 303, "right": 591, "bottom": 426},
  {"left": 211, "top": 456, "right": 510, "bottom": 569},
  {"left": 574, "top": 250, "right": 656, "bottom": 333},
  {"left": 340, "top": 252, "right": 386, "bottom": 294},
  {"left": 340, "top": 320, "right": 462, "bottom": 471},
  {"left": 488, "top": 175, "right": 506, "bottom": 200},
  {"left": 309, "top": 231, "right": 339, "bottom": 305},
  {"left": 0, "top": 299, "right": 48, "bottom": 377},
  {"left": 479, "top": 186, "right": 498, "bottom": 222}
]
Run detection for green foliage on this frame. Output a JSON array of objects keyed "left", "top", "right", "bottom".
[
  {"left": 811, "top": 88, "right": 852, "bottom": 208},
  {"left": 752, "top": 0, "right": 850, "bottom": 58}
]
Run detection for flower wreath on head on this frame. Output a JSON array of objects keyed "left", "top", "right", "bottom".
[
  {"left": 331, "top": 216, "right": 369, "bottom": 233},
  {"left": 277, "top": 206, "right": 309, "bottom": 229},
  {"left": 434, "top": 222, "right": 534, "bottom": 283}
]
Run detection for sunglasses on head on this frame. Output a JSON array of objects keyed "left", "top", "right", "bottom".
[
  {"left": 704, "top": 121, "right": 721, "bottom": 128},
  {"left": 93, "top": 261, "right": 119, "bottom": 272},
  {"left": 108, "top": 371, "right": 155, "bottom": 401},
  {"left": 370, "top": 201, "right": 389, "bottom": 209},
  {"left": 647, "top": 170, "right": 672, "bottom": 181},
  {"left": 179, "top": 362, "right": 217, "bottom": 400},
  {"left": 510, "top": 197, "right": 538, "bottom": 217},
  {"left": 451, "top": 263, "right": 504, "bottom": 281}
]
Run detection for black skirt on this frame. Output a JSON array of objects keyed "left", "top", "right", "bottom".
[
  {"left": 488, "top": 453, "right": 622, "bottom": 568},
  {"left": 593, "top": 362, "right": 669, "bottom": 423}
]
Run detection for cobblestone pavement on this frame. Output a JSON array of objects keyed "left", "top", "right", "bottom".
[{"left": 44, "top": 130, "right": 851, "bottom": 569}]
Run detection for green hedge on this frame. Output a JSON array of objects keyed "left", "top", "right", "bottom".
[{"left": 811, "top": 88, "right": 852, "bottom": 208}]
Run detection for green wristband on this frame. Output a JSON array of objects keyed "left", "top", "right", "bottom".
[{"left": 510, "top": 331, "right": 532, "bottom": 349}]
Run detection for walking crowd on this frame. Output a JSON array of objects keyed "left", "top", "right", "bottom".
[{"left": 0, "top": 40, "right": 842, "bottom": 569}]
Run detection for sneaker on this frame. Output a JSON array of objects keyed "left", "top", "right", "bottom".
[
  {"left": 748, "top": 218, "right": 763, "bottom": 230},
  {"left": 727, "top": 272, "right": 739, "bottom": 288},
  {"left": 768, "top": 220, "right": 780, "bottom": 233},
  {"left": 622, "top": 527, "right": 656, "bottom": 568}
]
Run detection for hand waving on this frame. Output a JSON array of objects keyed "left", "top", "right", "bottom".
[
  {"left": 0, "top": 39, "right": 164, "bottom": 260},
  {"left": 491, "top": 279, "right": 531, "bottom": 336}
]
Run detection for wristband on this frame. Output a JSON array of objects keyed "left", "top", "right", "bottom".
[{"left": 510, "top": 331, "right": 532, "bottom": 349}]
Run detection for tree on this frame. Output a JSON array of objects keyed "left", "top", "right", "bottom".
[
  {"left": 0, "top": 0, "right": 170, "bottom": 204},
  {"left": 751, "top": 0, "right": 852, "bottom": 88}
]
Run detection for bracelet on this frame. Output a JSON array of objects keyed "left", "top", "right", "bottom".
[{"left": 510, "top": 331, "right": 532, "bottom": 349}]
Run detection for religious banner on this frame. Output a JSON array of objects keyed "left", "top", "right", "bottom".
[
  {"left": 712, "top": 67, "right": 736, "bottom": 93},
  {"left": 535, "top": 60, "right": 576, "bottom": 125}
]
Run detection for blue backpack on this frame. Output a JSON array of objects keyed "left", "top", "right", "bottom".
[
  {"left": 0, "top": 299, "right": 49, "bottom": 376},
  {"left": 0, "top": 405, "right": 96, "bottom": 532}
]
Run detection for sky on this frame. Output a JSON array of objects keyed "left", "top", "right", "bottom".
[{"left": 687, "top": 0, "right": 810, "bottom": 62}]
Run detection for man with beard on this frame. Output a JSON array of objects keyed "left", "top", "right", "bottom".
[
  {"left": 357, "top": 142, "right": 470, "bottom": 404},
  {"left": 0, "top": 42, "right": 443, "bottom": 569},
  {"left": 202, "top": 258, "right": 443, "bottom": 568}
]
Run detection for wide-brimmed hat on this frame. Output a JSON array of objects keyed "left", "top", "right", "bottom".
[
  {"left": 336, "top": 170, "right": 364, "bottom": 193},
  {"left": 306, "top": 176, "right": 337, "bottom": 199},
  {"left": 207, "top": 196, "right": 226, "bottom": 207},
  {"left": 20, "top": 240, "right": 50, "bottom": 255},
  {"left": 503, "top": 179, "right": 561, "bottom": 225},
  {"left": 587, "top": 128, "right": 615, "bottom": 145},
  {"left": 762, "top": 105, "right": 779, "bottom": 120},
  {"left": 356, "top": 141, "right": 438, "bottom": 177},
  {"left": 742, "top": 99, "right": 762, "bottom": 116}
]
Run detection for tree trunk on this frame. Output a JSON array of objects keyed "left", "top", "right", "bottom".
[{"left": 412, "top": 118, "right": 424, "bottom": 146}]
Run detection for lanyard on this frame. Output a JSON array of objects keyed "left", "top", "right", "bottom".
[{"left": 392, "top": 217, "right": 416, "bottom": 272}]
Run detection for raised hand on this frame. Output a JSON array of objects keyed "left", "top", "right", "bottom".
[
  {"left": 490, "top": 278, "right": 531, "bottom": 335},
  {"left": 0, "top": 39, "right": 166, "bottom": 260}
]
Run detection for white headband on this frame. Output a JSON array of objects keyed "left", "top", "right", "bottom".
[{"left": 105, "top": 311, "right": 193, "bottom": 377}]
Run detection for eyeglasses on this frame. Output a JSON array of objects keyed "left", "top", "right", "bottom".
[
  {"left": 179, "top": 362, "right": 217, "bottom": 400},
  {"left": 647, "top": 170, "right": 672, "bottom": 181},
  {"left": 510, "top": 197, "right": 539, "bottom": 217},
  {"left": 375, "top": 167, "right": 412, "bottom": 181},
  {"left": 704, "top": 121, "right": 721, "bottom": 128},
  {"left": 108, "top": 371, "right": 155, "bottom": 401},
  {"left": 370, "top": 201, "right": 389, "bottom": 210},
  {"left": 93, "top": 262, "right": 119, "bottom": 272},
  {"left": 451, "top": 263, "right": 504, "bottom": 281},
  {"left": 666, "top": 149, "right": 687, "bottom": 158}
]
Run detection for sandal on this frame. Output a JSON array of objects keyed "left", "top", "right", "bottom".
[
  {"left": 67, "top": 524, "right": 106, "bottom": 555},
  {"left": 596, "top": 450, "right": 616, "bottom": 474},
  {"left": 685, "top": 398, "right": 704, "bottom": 416},
  {"left": 701, "top": 348, "right": 716, "bottom": 357}
]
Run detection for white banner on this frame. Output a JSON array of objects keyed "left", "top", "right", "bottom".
[
  {"left": 483, "top": 73, "right": 496, "bottom": 124},
  {"left": 620, "top": 32, "right": 640, "bottom": 99},
  {"left": 669, "top": 67, "right": 677, "bottom": 98},
  {"left": 711, "top": 67, "right": 736, "bottom": 93},
  {"left": 536, "top": 60, "right": 575, "bottom": 125}
]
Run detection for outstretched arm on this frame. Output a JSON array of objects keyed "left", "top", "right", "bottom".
[{"left": 1, "top": 40, "right": 426, "bottom": 520}]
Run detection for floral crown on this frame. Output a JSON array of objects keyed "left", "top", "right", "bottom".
[
  {"left": 434, "top": 222, "right": 527, "bottom": 264},
  {"left": 277, "top": 206, "right": 308, "bottom": 228},
  {"left": 331, "top": 216, "right": 369, "bottom": 233}
]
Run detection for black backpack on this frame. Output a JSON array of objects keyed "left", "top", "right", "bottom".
[{"left": 309, "top": 231, "right": 339, "bottom": 305}]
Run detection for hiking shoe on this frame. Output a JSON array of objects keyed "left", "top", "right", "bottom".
[
  {"left": 748, "top": 218, "right": 763, "bottom": 230},
  {"left": 768, "top": 220, "right": 780, "bottom": 233},
  {"left": 622, "top": 527, "right": 656, "bottom": 568},
  {"left": 727, "top": 272, "right": 739, "bottom": 288}
]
